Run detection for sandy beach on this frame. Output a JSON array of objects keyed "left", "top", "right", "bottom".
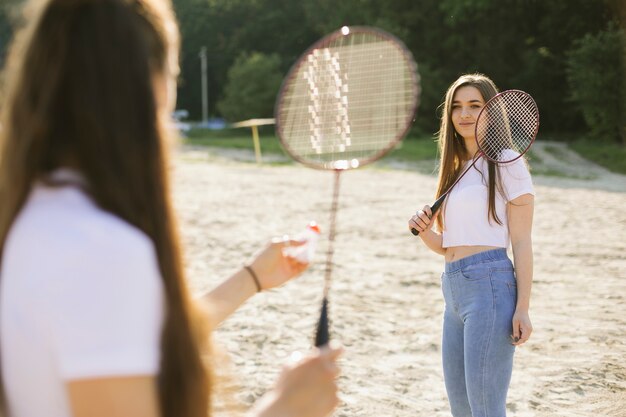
[{"left": 171, "top": 144, "right": 626, "bottom": 417}]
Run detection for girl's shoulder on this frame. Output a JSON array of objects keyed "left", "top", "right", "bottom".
[
  {"left": 498, "top": 155, "right": 531, "bottom": 180},
  {"left": 8, "top": 183, "right": 158, "bottom": 282}
]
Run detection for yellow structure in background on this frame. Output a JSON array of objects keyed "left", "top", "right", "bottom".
[{"left": 231, "top": 118, "right": 275, "bottom": 164}]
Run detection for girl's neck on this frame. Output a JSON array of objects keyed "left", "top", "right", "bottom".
[{"left": 462, "top": 136, "right": 479, "bottom": 158}]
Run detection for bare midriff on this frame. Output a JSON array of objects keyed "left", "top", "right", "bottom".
[{"left": 444, "top": 245, "right": 502, "bottom": 263}]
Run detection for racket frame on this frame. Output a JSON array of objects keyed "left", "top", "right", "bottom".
[
  {"left": 274, "top": 26, "right": 420, "bottom": 346},
  {"left": 474, "top": 89, "right": 539, "bottom": 164},
  {"left": 274, "top": 26, "right": 420, "bottom": 171}
]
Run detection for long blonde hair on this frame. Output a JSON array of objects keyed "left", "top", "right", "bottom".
[
  {"left": 0, "top": 0, "right": 212, "bottom": 415},
  {"left": 435, "top": 73, "right": 502, "bottom": 231}
]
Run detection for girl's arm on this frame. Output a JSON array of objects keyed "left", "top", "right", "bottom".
[
  {"left": 201, "top": 266, "right": 262, "bottom": 330},
  {"left": 201, "top": 238, "right": 308, "bottom": 330},
  {"left": 409, "top": 205, "right": 446, "bottom": 256},
  {"left": 508, "top": 193, "right": 534, "bottom": 345},
  {"left": 419, "top": 229, "right": 446, "bottom": 256},
  {"left": 68, "top": 345, "right": 342, "bottom": 417},
  {"left": 68, "top": 376, "right": 159, "bottom": 417}
]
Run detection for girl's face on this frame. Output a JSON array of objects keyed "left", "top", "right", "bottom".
[{"left": 451, "top": 86, "right": 485, "bottom": 141}]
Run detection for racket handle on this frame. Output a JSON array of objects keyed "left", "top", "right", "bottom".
[
  {"left": 314, "top": 296, "right": 330, "bottom": 347},
  {"left": 410, "top": 194, "right": 447, "bottom": 236}
]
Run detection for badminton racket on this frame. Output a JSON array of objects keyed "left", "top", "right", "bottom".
[
  {"left": 410, "top": 89, "right": 539, "bottom": 236},
  {"left": 275, "top": 26, "right": 420, "bottom": 346}
]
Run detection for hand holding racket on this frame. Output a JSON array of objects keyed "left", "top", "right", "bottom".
[
  {"left": 410, "top": 90, "right": 539, "bottom": 236},
  {"left": 275, "top": 26, "right": 420, "bottom": 346}
]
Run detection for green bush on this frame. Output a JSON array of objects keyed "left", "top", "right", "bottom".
[
  {"left": 566, "top": 23, "right": 624, "bottom": 143},
  {"left": 217, "top": 52, "right": 283, "bottom": 123}
]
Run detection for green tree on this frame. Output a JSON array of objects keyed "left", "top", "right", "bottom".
[
  {"left": 0, "top": 13, "right": 10, "bottom": 69},
  {"left": 172, "top": 0, "right": 317, "bottom": 119},
  {"left": 434, "top": 0, "right": 613, "bottom": 133},
  {"left": 566, "top": 23, "right": 624, "bottom": 143},
  {"left": 0, "top": 0, "right": 23, "bottom": 71},
  {"left": 171, "top": 0, "right": 618, "bottom": 139},
  {"left": 217, "top": 52, "right": 282, "bottom": 122}
]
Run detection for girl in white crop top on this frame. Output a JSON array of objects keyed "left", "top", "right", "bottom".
[{"left": 408, "top": 74, "right": 534, "bottom": 416}]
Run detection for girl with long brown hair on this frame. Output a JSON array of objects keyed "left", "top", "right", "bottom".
[
  {"left": 0, "top": 0, "right": 341, "bottom": 416},
  {"left": 408, "top": 74, "right": 534, "bottom": 417}
]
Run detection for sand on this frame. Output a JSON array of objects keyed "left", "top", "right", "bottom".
[{"left": 171, "top": 145, "right": 626, "bottom": 417}]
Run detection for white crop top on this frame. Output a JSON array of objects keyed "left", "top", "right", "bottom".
[
  {"left": 441, "top": 155, "right": 534, "bottom": 248},
  {"left": 1, "top": 170, "right": 164, "bottom": 417}
]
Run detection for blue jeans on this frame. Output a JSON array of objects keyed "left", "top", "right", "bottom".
[{"left": 441, "top": 249, "right": 517, "bottom": 417}]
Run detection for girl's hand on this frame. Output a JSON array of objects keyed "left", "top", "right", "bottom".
[
  {"left": 511, "top": 309, "right": 532, "bottom": 346},
  {"left": 252, "top": 343, "right": 343, "bottom": 417},
  {"left": 408, "top": 205, "right": 434, "bottom": 235},
  {"left": 249, "top": 237, "right": 309, "bottom": 291}
]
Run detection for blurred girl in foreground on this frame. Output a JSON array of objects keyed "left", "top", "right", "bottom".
[{"left": 0, "top": 0, "right": 341, "bottom": 416}]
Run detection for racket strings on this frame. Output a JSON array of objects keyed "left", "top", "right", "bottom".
[
  {"left": 477, "top": 92, "right": 539, "bottom": 163},
  {"left": 277, "top": 31, "right": 417, "bottom": 167}
]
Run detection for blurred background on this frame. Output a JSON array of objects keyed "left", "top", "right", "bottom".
[{"left": 1, "top": 0, "right": 624, "bottom": 170}]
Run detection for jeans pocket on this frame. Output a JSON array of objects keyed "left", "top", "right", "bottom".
[
  {"left": 459, "top": 263, "right": 492, "bottom": 281},
  {"left": 492, "top": 267, "right": 517, "bottom": 297},
  {"left": 506, "top": 280, "right": 517, "bottom": 297}
]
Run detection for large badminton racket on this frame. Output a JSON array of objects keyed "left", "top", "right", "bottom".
[
  {"left": 410, "top": 89, "right": 539, "bottom": 236},
  {"left": 275, "top": 26, "right": 420, "bottom": 347}
]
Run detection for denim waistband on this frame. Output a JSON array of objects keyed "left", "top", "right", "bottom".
[{"left": 444, "top": 248, "right": 509, "bottom": 273}]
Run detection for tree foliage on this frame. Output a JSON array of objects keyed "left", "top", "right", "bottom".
[
  {"left": 566, "top": 24, "right": 624, "bottom": 143},
  {"left": 170, "top": 0, "right": 620, "bottom": 140},
  {"left": 172, "top": 0, "right": 317, "bottom": 119},
  {"left": 217, "top": 52, "right": 282, "bottom": 122},
  {"left": 0, "top": 0, "right": 621, "bottom": 141},
  {"left": 0, "top": 0, "right": 21, "bottom": 70}
]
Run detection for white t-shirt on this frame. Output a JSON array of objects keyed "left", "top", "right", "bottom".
[
  {"left": 0, "top": 173, "right": 164, "bottom": 417},
  {"left": 441, "top": 155, "right": 534, "bottom": 248}
]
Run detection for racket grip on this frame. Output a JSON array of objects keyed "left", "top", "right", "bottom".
[
  {"left": 410, "top": 194, "right": 447, "bottom": 236},
  {"left": 314, "top": 296, "right": 330, "bottom": 347}
]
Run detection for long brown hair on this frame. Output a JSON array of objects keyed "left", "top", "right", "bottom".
[
  {"left": 435, "top": 73, "right": 502, "bottom": 231},
  {"left": 0, "top": 0, "right": 212, "bottom": 415}
]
